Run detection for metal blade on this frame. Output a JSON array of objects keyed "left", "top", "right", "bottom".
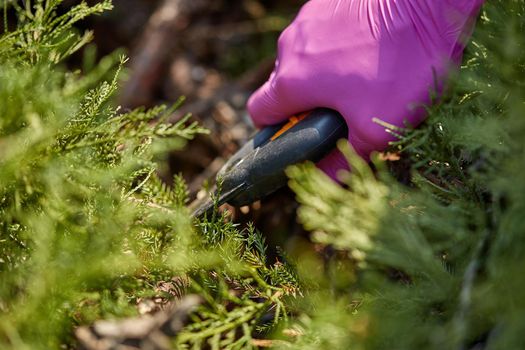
[{"left": 190, "top": 183, "right": 247, "bottom": 219}]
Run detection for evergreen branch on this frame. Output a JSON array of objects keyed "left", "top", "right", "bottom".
[
  {"left": 125, "top": 167, "right": 155, "bottom": 198},
  {"left": 176, "top": 303, "right": 267, "bottom": 345}
]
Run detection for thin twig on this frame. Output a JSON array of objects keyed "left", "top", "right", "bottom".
[
  {"left": 119, "top": 0, "right": 208, "bottom": 109},
  {"left": 454, "top": 224, "right": 495, "bottom": 350}
]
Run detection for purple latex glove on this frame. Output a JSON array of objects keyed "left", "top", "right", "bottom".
[{"left": 248, "top": 0, "right": 484, "bottom": 179}]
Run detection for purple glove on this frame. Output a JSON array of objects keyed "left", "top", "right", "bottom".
[{"left": 248, "top": 0, "right": 484, "bottom": 179}]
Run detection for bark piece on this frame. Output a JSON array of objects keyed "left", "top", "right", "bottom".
[{"left": 76, "top": 295, "right": 202, "bottom": 350}]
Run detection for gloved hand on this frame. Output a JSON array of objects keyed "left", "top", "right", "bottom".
[{"left": 247, "top": 0, "right": 484, "bottom": 179}]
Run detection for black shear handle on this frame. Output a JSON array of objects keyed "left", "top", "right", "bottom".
[{"left": 220, "top": 108, "right": 348, "bottom": 207}]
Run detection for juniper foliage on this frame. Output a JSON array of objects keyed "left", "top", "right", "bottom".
[
  {"left": 1, "top": 1, "right": 524, "bottom": 350},
  {"left": 0, "top": 1, "right": 297, "bottom": 349},
  {"left": 287, "top": 1, "right": 525, "bottom": 349}
]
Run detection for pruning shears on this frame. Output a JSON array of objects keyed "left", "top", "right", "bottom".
[{"left": 191, "top": 108, "right": 348, "bottom": 218}]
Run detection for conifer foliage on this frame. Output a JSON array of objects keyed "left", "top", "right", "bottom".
[
  {"left": 287, "top": 1, "right": 525, "bottom": 349},
  {"left": 0, "top": 1, "right": 524, "bottom": 350},
  {"left": 0, "top": 1, "right": 296, "bottom": 349}
]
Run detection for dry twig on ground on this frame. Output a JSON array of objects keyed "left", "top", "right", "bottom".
[{"left": 119, "top": 0, "right": 208, "bottom": 109}]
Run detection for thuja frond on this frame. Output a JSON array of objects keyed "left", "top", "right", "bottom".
[
  {"left": 56, "top": 66, "right": 207, "bottom": 168},
  {"left": 0, "top": 0, "right": 112, "bottom": 64},
  {"left": 0, "top": 2, "right": 213, "bottom": 347},
  {"left": 241, "top": 223, "right": 267, "bottom": 267},
  {"left": 62, "top": 55, "right": 126, "bottom": 132},
  {"left": 176, "top": 211, "right": 301, "bottom": 348},
  {"left": 64, "top": 48, "right": 125, "bottom": 97},
  {"left": 176, "top": 299, "right": 268, "bottom": 348},
  {"left": 3, "top": 0, "right": 522, "bottom": 349},
  {"left": 138, "top": 172, "right": 190, "bottom": 209}
]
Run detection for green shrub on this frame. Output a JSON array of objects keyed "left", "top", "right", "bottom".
[
  {"left": 1, "top": 1, "right": 524, "bottom": 350},
  {"left": 287, "top": 1, "right": 525, "bottom": 349},
  {"left": 0, "top": 1, "right": 297, "bottom": 349}
]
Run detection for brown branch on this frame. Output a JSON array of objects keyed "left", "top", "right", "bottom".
[
  {"left": 119, "top": 0, "right": 208, "bottom": 109},
  {"left": 76, "top": 295, "right": 202, "bottom": 350}
]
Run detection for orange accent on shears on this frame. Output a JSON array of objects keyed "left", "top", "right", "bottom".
[{"left": 270, "top": 112, "right": 309, "bottom": 141}]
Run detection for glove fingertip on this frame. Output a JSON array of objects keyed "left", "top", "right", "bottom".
[{"left": 247, "top": 81, "right": 295, "bottom": 128}]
